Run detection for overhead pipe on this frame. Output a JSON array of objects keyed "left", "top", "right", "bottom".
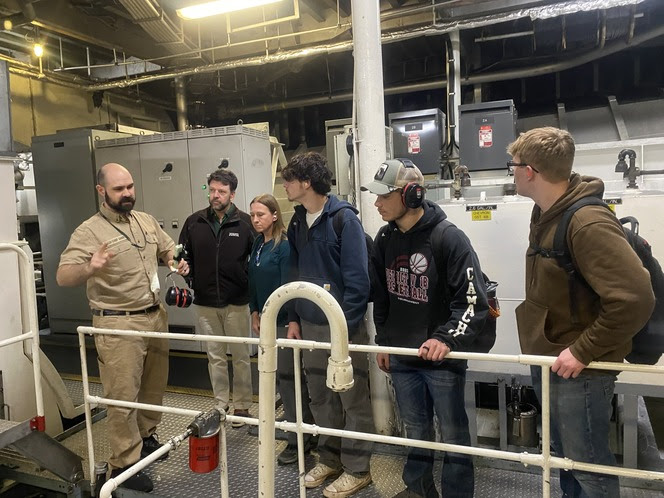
[
  {"left": 218, "top": 21, "right": 664, "bottom": 117},
  {"left": 257, "top": 282, "right": 352, "bottom": 498},
  {"left": 174, "top": 76, "right": 188, "bottom": 131}
]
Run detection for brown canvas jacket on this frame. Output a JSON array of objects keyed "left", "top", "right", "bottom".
[{"left": 516, "top": 174, "right": 655, "bottom": 364}]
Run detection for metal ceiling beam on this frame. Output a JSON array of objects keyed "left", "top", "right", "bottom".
[{"left": 300, "top": 0, "right": 326, "bottom": 22}]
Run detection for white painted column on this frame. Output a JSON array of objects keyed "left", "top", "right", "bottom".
[
  {"left": 351, "top": 0, "right": 386, "bottom": 236},
  {"left": 351, "top": 0, "right": 396, "bottom": 436}
]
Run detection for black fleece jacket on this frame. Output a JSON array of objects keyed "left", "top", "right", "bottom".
[
  {"left": 179, "top": 205, "right": 255, "bottom": 307},
  {"left": 372, "top": 201, "right": 489, "bottom": 367}
]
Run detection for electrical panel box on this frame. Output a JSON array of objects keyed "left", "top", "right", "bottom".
[
  {"left": 93, "top": 125, "right": 271, "bottom": 351},
  {"left": 32, "top": 128, "right": 127, "bottom": 333},
  {"left": 325, "top": 118, "right": 394, "bottom": 196},
  {"left": 459, "top": 100, "right": 517, "bottom": 172},
  {"left": 389, "top": 108, "right": 446, "bottom": 175}
]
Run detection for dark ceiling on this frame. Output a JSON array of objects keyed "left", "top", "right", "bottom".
[{"left": 1, "top": 0, "right": 664, "bottom": 147}]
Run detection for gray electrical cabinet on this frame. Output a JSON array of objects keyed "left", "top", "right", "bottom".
[
  {"left": 459, "top": 100, "right": 517, "bottom": 171},
  {"left": 93, "top": 125, "right": 272, "bottom": 351},
  {"left": 32, "top": 127, "right": 127, "bottom": 333},
  {"left": 389, "top": 109, "right": 446, "bottom": 174}
]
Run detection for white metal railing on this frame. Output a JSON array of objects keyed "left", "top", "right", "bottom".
[
  {"left": 77, "top": 284, "right": 664, "bottom": 498},
  {"left": 0, "top": 243, "right": 44, "bottom": 424}
]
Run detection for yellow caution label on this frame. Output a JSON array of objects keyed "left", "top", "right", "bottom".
[
  {"left": 607, "top": 203, "right": 616, "bottom": 212},
  {"left": 471, "top": 210, "right": 492, "bottom": 221}
]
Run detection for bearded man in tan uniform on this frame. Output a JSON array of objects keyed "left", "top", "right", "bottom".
[{"left": 57, "top": 163, "right": 188, "bottom": 493}]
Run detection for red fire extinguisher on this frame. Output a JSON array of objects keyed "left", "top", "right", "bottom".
[{"left": 188, "top": 408, "right": 222, "bottom": 473}]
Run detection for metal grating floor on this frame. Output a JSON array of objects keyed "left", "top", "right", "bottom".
[{"left": 2, "top": 380, "right": 662, "bottom": 498}]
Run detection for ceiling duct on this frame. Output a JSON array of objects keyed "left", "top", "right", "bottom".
[{"left": 117, "top": 0, "right": 199, "bottom": 56}]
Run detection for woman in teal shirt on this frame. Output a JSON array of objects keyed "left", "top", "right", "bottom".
[{"left": 248, "top": 194, "right": 314, "bottom": 465}]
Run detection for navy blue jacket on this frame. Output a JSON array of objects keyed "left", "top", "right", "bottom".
[{"left": 287, "top": 196, "right": 369, "bottom": 335}]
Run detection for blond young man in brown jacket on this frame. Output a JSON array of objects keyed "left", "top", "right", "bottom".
[{"left": 509, "top": 127, "right": 654, "bottom": 498}]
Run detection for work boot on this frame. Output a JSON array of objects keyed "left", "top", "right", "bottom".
[
  {"left": 141, "top": 434, "right": 168, "bottom": 461},
  {"left": 231, "top": 409, "right": 250, "bottom": 428},
  {"left": 393, "top": 489, "right": 424, "bottom": 498},
  {"left": 277, "top": 437, "right": 315, "bottom": 465},
  {"left": 110, "top": 466, "right": 154, "bottom": 492}
]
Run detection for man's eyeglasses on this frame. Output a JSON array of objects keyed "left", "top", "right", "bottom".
[{"left": 507, "top": 161, "right": 539, "bottom": 174}]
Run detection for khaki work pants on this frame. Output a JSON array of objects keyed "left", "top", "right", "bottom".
[
  {"left": 93, "top": 306, "right": 169, "bottom": 470},
  {"left": 196, "top": 304, "right": 253, "bottom": 411}
]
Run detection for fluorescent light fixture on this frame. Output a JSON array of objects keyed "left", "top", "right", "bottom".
[
  {"left": 33, "top": 43, "right": 44, "bottom": 57},
  {"left": 177, "top": 0, "right": 283, "bottom": 20}
]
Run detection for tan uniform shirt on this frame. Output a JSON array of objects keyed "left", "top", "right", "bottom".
[{"left": 59, "top": 203, "right": 175, "bottom": 311}]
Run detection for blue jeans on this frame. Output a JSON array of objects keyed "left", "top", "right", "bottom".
[
  {"left": 531, "top": 367, "right": 620, "bottom": 498},
  {"left": 390, "top": 356, "right": 474, "bottom": 498}
]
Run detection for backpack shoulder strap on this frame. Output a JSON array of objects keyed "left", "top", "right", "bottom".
[
  {"left": 332, "top": 208, "right": 350, "bottom": 239},
  {"left": 430, "top": 219, "right": 455, "bottom": 296},
  {"left": 546, "top": 196, "right": 609, "bottom": 323}
]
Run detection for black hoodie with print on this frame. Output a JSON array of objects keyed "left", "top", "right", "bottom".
[{"left": 371, "top": 200, "right": 490, "bottom": 368}]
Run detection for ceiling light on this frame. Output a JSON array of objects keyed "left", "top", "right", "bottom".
[
  {"left": 33, "top": 43, "right": 44, "bottom": 57},
  {"left": 177, "top": 0, "right": 283, "bottom": 20},
  {"left": 3, "top": 19, "right": 13, "bottom": 31}
]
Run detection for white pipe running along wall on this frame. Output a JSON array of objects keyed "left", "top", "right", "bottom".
[{"left": 258, "top": 281, "right": 352, "bottom": 498}]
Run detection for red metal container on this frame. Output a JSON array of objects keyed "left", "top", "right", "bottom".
[{"left": 188, "top": 427, "right": 219, "bottom": 473}]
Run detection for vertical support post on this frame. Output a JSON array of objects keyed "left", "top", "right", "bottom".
[
  {"left": 541, "top": 366, "right": 551, "bottom": 498},
  {"left": 0, "top": 61, "right": 12, "bottom": 153},
  {"left": 449, "top": 30, "right": 462, "bottom": 147},
  {"left": 351, "top": 0, "right": 387, "bottom": 236},
  {"left": 175, "top": 76, "right": 189, "bottom": 131}
]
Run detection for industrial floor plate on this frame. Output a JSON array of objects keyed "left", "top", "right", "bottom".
[{"left": 1, "top": 380, "right": 662, "bottom": 497}]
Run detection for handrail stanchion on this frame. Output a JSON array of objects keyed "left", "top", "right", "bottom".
[
  {"left": 0, "top": 243, "right": 45, "bottom": 421},
  {"left": 541, "top": 365, "right": 551, "bottom": 498},
  {"left": 220, "top": 420, "right": 229, "bottom": 498},
  {"left": 79, "top": 330, "right": 97, "bottom": 488},
  {"left": 292, "top": 345, "right": 307, "bottom": 498}
]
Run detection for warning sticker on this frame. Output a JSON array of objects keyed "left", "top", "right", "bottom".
[
  {"left": 408, "top": 133, "right": 421, "bottom": 154},
  {"left": 479, "top": 125, "right": 493, "bottom": 148}
]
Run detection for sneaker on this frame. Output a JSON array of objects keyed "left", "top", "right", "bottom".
[
  {"left": 323, "top": 471, "right": 372, "bottom": 498},
  {"left": 393, "top": 489, "right": 424, "bottom": 498},
  {"left": 141, "top": 434, "right": 168, "bottom": 461},
  {"left": 231, "top": 409, "right": 250, "bottom": 428},
  {"left": 304, "top": 462, "right": 342, "bottom": 489},
  {"left": 277, "top": 438, "right": 315, "bottom": 466},
  {"left": 110, "top": 466, "right": 154, "bottom": 492}
]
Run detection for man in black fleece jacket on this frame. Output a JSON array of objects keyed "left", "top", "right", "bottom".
[
  {"left": 363, "top": 159, "right": 490, "bottom": 498},
  {"left": 179, "top": 168, "right": 255, "bottom": 426}
]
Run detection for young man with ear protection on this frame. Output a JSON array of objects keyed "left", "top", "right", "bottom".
[{"left": 362, "top": 159, "right": 490, "bottom": 498}]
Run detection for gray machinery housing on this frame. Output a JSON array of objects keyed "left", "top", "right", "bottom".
[
  {"left": 389, "top": 108, "right": 446, "bottom": 175},
  {"left": 33, "top": 125, "right": 272, "bottom": 350},
  {"left": 324, "top": 118, "right": 393, "bottom": 196},
  {"left": 459, "top": 100, "right": 517, "bottom": 172},
  {"left": 32, "top": 127, "right": 129, "bottom": 334}
]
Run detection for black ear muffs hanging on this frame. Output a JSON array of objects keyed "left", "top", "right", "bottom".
[{"left": 165, "top": 271, "right": 194, "bottom": 308}]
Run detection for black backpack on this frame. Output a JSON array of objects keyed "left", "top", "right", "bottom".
[
  {"left": 531, "top": 196, "right": 664, "bottom": 365},
  {"left": 332, "top": 209, "right": 376, "bottom": 302},
  {"left": 430, "top": 220, "right": 500, "bottom": 354}
]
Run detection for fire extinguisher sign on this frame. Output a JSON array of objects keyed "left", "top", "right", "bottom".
[
  {"left": 479, "top": 125, "right": 493, "bottom": 148},
  {"left": 408, "top": 133, "right": 421, "bottom": 154}
]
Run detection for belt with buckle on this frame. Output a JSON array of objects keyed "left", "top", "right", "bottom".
[{"left": 92, "top": 304, "right": 160, "bottom": 317}]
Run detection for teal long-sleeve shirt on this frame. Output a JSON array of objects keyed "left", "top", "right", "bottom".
[{"left": 248, "top": 234, "right": 290, "bottom": 326}]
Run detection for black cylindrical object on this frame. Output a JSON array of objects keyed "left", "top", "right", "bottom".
[{"left": 93, "top": 461, "right": 108, "bottom": 498}]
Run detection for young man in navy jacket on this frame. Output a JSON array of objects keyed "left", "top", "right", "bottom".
[
  {"left": 363, "top": 159, "right": 490, "bottom": 498},
  {"left": 283, "top": 152, "right": 375, "bottom": 498}
]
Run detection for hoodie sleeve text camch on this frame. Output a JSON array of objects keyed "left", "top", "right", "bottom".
[{"left": 372, "top": 201, "right": 490, "bottom": 368}]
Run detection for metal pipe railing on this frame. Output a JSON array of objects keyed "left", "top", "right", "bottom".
[
  {"left": 78, "top": 304, "right": 664, "bottom": 497},
  {"left": 0, "top": 243, "right": 44, "bottom": 423}
]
